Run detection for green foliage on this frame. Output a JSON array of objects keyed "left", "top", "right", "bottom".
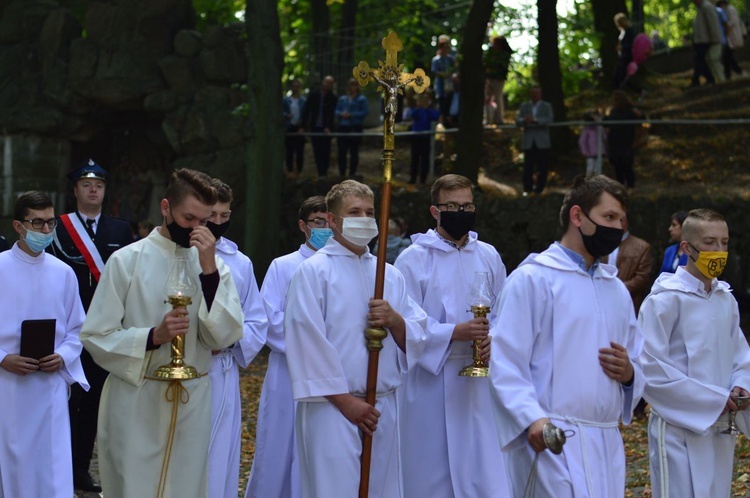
[
  {"left": 193, "top": 0, "right": 245, "bottom": 29},
  {"left": 277, "top": 0, "right": 474, "bottom": 86}
]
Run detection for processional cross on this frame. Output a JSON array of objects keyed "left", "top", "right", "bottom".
[{"left": 351, "top": 32, "right": 429, "bottom": 498}]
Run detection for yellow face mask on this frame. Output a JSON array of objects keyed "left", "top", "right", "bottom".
[{"left": 689, "top": 244, "right": 728, "bottom": 279}]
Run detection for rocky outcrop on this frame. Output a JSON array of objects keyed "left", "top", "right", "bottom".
[{"left": 0, "top": 0, "right": 250, "bottom": 230}]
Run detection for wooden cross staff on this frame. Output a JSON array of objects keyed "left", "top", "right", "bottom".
[{"left": 352, "top": 31, "right": 429, "bottom": 498}]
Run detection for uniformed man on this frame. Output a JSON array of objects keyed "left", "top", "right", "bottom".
[{"left": 49, "top": 159, "right": 132, "bottom": 492}]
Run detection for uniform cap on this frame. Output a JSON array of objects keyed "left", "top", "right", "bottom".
[{"left": 68, "top": 159, "right": 107, "bottom": 183}]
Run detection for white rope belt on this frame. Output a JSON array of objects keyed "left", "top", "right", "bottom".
[{"left": 549, "top": 414, "right": 619, "bottom": 498}]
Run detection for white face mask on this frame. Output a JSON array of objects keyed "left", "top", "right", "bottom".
[{"left": 341, "top": 217, "right": 379, "bottom": 247}]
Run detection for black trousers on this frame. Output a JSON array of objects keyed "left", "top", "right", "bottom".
[
  {"left": 337, "top": 125, "right": 362, "bottom": 176},
  {"left": 285, "top": 125, "right": 305, "bottom": 173},
  {"left": 410, "top": 135, "right": 431, "bottom": 183},
  {"left": 723, "top": 45, "right": 743, "bottom": 80},
  {"left": 69, "top": 349, "right": 109, "bottom": 473},
  {"left": 522, "top": 144, "right": 549, "bottom": 193},
  {"left": 691, "top": 43, "right": 714, "bottom": 85},
  {"left": 310, "top": 127, "right": 332, "bottom": 177},
  {"left": 610, "top": 150, "right": 635, "bottom": 188}
]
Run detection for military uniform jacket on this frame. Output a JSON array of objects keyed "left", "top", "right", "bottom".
[{"left": 49, "top": 212, "right": 132, "bottom": 310}]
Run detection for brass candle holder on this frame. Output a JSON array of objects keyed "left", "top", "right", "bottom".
[
  {"left": 459, "top": 305, "right": 490, "bottom": 377},
  {"left": 152, "top": 256, "right": 200, "bottom": 381},
  {"left": 459, "top": 271, "right": 494, "bottom": 378}
]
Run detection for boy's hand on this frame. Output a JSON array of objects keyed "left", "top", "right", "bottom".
[
  {"left": 327, "top": 393, "right": 380, "bottom": 436},
  {"left": 367, "top": 299, "right": 403, "bottom": 330},
  {"left": 599, "top": 341, "right": 634, "bottom": 385},
  {"left": 39, "top": 353, "right": 63, "bottom": 373},
  {"left": 153, "top": 307, "right": 190, "bottom": 345},
  {"left": 452, "top": 317, "right": 489, "bottom": 342},
  {"left": 527, "top": 417, "right": 552, "bottom": 453},
  {"left": 0, "top": 354, "right": 40, "bottom": 375}
]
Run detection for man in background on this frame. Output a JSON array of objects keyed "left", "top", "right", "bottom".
[{"left": 49, "top": 159, "right": 132, "bottom": 493}]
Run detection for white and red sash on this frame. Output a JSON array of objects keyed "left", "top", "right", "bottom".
[{"left": 59, "top": 213, "right": 105, "bottom": 282}]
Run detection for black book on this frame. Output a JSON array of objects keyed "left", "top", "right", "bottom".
[{"left": 20, "top": 319, "right": 56, "bottom": 360}]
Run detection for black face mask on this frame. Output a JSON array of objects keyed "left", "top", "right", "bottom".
[
  {"left": 578, "top": 211, "right": 624, "bottom": 258},
  {"left": 207, "top": 220, "right": 230, "bottom": 240},
  {"left": 166, "top": 209, "right": 192, "bottom": 248},
  {"left": 439, "top": 211, "right": 476, "bottom": 240}
]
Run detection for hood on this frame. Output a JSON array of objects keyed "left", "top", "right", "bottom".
[
  {"left": 215, "top": 236, "right": 238, "bottom": 255},
  {"left": 519, "top": 242, "right": 618, "bottom": 279},
  {"left": 649, "top": 267, "right": 731, "bottom": 297},
  {"left": 318, "top": 237, "right": 375, "bottom": 260},
  {"left": 410, "top": 229, "right": 478, "bottom": 253}
]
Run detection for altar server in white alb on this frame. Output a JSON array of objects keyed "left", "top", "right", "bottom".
[
  {"left": 284, "top": 180, "right": 427, "bottom": 498},
  {"left": 80, "top": 169, "right": 244, "bottom": 498},
  {"left": 206, "top": 179, "right": 268, "bottom": 498},
  {"left": 490, "top": 175, "right": 644, "bottom": 498},
  {"left": 394, "top": 174, "right": 511, "bottom": 498},
  {"left": 246, "top": 195, "right": 329, "bottom": 498},
  {"left": 639, "top": 208, "right": 750, "bottom": 498},
  {"left": 0, "top": 191, "right": 89, "bottom": 498}
]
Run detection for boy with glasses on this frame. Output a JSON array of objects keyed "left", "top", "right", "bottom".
[
  {"left": 246, "top": 196, "right": 329, "bottom": 498},
  {"left": 0, "top": 191, "right": 88, "bottom": 498},
  {"left": 394, "top": 173, "right": 511, "bottom": 497}
]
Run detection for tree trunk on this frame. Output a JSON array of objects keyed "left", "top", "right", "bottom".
[
  {"left": 336, "top": 0, "right": 358, "bottom": 91},
  {"left": 537, "top": 0, "right": 567, "bottom": 125},
  {"left": 244, "top": 0, "right": 284, "bottom": 274},
  {"left": 591, "top": 0, "right": 628, "bottom": 88},
  {"left": 454, "top": 0, "right": 494, "bottom": 183},
  {"left": 631, "top": 0, "right": 644, "bottom": 34},
  {"left": 310, "top": 0, "right": 332, "bottom": 84}
]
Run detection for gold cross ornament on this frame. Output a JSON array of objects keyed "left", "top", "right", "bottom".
[{"left": 353, "top": 32, "right": 430, "bottom": 152}]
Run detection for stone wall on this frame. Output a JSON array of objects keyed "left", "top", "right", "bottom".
[
  {"left": 0, "top": 0, "right": 248, "bottom": 234},
  {"left": 275, "top": 180, "right": 750, "bottom": 306}
]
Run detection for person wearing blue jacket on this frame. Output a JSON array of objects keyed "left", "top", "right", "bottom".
[
  {"left": 335, "top": 78, "right": 369, "bottom": 177},
  {"left": 408, "top": 94, "right": 440, "bottom": 185},
  {"left": 659, "top": 211, "right": 688, "bottom": 274}
]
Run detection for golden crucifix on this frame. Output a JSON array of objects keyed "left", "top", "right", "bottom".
[
  {"left": 353, "top": 32, "right": 430, "bottom": 179},
  {"left": 351, "top": 31, "right": 429, "bottom": 498}
]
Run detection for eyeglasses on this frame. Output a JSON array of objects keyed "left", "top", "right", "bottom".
[
  {"left": 305, "top": 217, "right": 328, "bottom": 228},
  {"left": 22, "top": 218, "right": 58, "bottom": 230},
  {"left": 434, "top": 202, "right": 476, "bottom": 212}
]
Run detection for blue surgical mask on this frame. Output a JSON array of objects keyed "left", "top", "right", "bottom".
[
  {"left": 309, "top": 228, "right": 333, "bottom": 250},
  {"left": 23, "top": 226, "right": 54, "bottom": 253}
]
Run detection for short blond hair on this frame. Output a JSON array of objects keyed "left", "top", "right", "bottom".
[
  {"left": 325, "top": 180, "right": 374, "bottom": 214},
  {"left": 681, "top": 209, "right": 727, "bottom": 242}
]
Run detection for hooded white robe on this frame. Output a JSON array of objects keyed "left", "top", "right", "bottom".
[
  {"left": 639, "top": 267, "right": 750, "bottom": 498},
  {"left": 490, "top": 242, "right": 644, "bottom": 498},
  {"left": 80, "top": 229, "right": 244, "bottom": 498},
  {"left": 246, "top": 243, "right": 315, "bottom": 498},
  {"left": 284, "top": 238, "right": 427, "bottom": 498},
  {"left": 208, "top": 236, "right": 268, "bottom": 498},
  {"left": 393, "top": 229, "right": 511, "bottom": 498},
  {"left": 0, "top": 244, "right": 89, "bottom": 498}
]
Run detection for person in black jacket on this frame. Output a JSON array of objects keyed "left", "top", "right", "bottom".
[
  {"left": 49, "top": 159, "right": 133, "bottom": 493},
  {"left": 613, "top": 13, "right": 636, "bottom": 89},
  {"left": 300, "top": 75, "right": 337, "bottom": 177},
  {"left": 604, "top": 91, "right": 642, "bottom": 191}
]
